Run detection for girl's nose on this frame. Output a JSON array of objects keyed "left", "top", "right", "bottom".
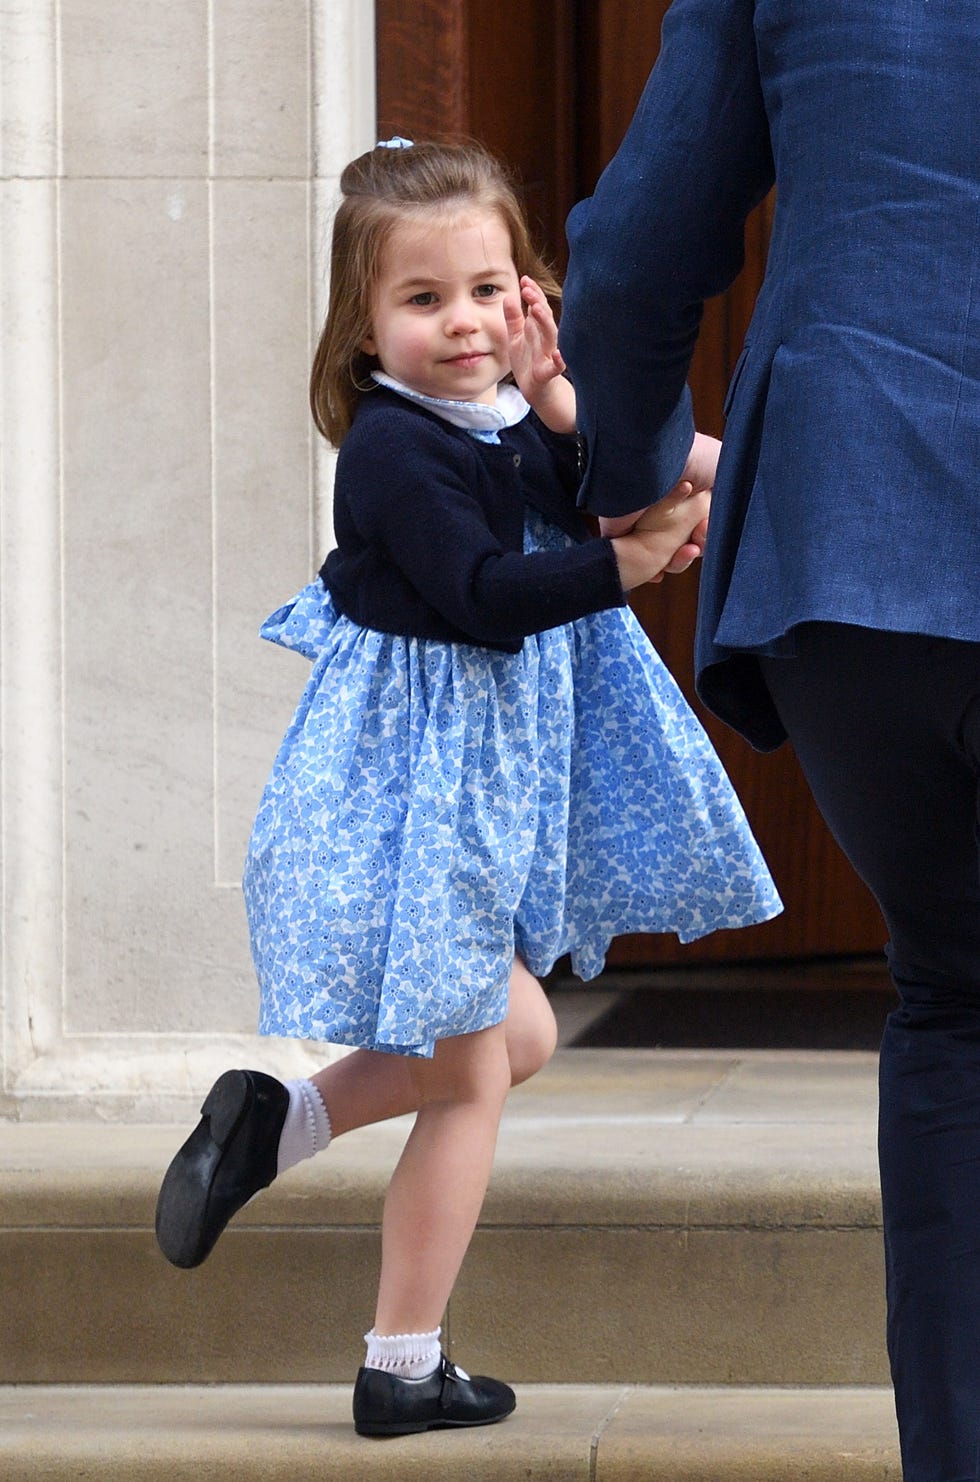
[{"left": 444, "top": 297, "right": 480, "bottom": 336}]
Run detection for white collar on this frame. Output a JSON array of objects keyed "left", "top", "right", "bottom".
[{"left": 372, "top": 371, "right": 530, "bottom": 432}]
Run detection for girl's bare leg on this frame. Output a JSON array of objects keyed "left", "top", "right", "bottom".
[
  {"left": 309, "top": 1046, "right": 417, "bottom": 1139},
  {"left": 156, "top": 965, "right": 556, "bottom": 1275},
  {"left": 309, "top": 956, "right": 557, "bottom": 1137},
  {"left": 307, "top": 962, "right": 557, "bottom": 1337},
  {"left": 373, "top": 1019, "right": 511, "bottom": 1334},
  {"left": 504, "top": 956, "right": 558, "bottom": 1085}
]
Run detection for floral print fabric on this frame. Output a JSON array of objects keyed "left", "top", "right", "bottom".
[{"left": 243, "top": 513, "right": 781, "bottom": 1057}]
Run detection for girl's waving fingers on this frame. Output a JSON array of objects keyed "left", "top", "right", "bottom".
[
  {"left": 523, "top": 309, "right": 565, "bottom": 376},
  {"left": 520, "top": 277, "right": 566, "bottom": 369},
  {"left": 504, "top": 289, "right": 559, "bottom": 376},
  {"left": 508, "top": 281, "right": 566, "bottom": 396},
  {"left": 502, "top": 291, "right": 527, "bottom": 343},
  {"left": 519, "top": 275, "right": 551, "bottom": 316},
  {"left": 507, "top": 277, "right": 577, "bottom": 432}
]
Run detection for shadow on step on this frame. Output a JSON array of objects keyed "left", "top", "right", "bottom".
[{"left": 548, "top": 954, "right": 895, "bottom": 1051}]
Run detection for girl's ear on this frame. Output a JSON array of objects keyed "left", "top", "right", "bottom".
[{"left": 360, "top": 330, "right": 376, "bottom": 355}]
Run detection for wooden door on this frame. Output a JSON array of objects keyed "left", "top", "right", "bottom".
[{"left": 375, "top": 0, "right": 886, "bottom": 965}]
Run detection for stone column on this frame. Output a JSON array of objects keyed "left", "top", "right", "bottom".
[{"left": 0, "top": 0, "right": 376, "bottom": 1119}]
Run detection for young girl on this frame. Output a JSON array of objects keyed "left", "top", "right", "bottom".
[{"left": 156, "top": 137, "right": 781, "bottom": 1436}]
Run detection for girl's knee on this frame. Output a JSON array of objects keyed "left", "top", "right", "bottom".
[
  {"left": 414, "top": 1023, "right": 511, "bottom": 1109},
  {"left": 507, "top": 996, "right": 558, "bottom": 1085}
]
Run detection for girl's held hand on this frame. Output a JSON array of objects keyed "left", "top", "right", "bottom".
[
  {"left": 600, "top": 428, "right": 719, "bottom": 586},
  {"left": 611, "top": 484, "right": 711, "bottom": 591},
  {"left": 651, "top": 514, "right": 709, "bottom": 582}
]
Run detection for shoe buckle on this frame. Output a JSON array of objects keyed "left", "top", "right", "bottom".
[{"left": 439, "top": 1359, "right": 458, "bottom": 1410}]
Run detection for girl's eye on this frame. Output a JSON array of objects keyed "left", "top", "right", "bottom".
[
  {"left": 409, "top": 291, "right": 437, "bottom": 307},
  {"left": 474, "top": 283, "right": 501, "bottom": 299}
]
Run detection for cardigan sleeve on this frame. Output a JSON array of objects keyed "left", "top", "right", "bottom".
[{"left": 340, "top": 412, "right": 626, "bottom": 645}]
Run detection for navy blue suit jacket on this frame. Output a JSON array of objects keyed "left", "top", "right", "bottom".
[{"left": 561, "top": 0, "right": 980, "bottom": 749}]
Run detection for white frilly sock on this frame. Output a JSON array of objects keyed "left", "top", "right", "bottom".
[
  {"left": 276, "top": 1078, "right": 332, "bottom": 1177},
  {"left": 363, "top": 1327, "right": 442, "bottom": 1380}
]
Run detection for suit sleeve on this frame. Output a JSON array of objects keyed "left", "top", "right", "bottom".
[{"left": 561, "top": 0, "right": 775, "bottom": 518}]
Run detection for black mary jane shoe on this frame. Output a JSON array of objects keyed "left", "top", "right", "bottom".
[
  {"left": 352, "top": 1354, "right": 516, "bottom": 1437},
  {"left": 155, "top": 1068, "right": 289, "bottom": 1269}
]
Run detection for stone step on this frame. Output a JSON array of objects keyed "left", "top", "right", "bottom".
[
  {"left": 0, "top": 1049, "right": 887, "bottom": 1386},
  {"left": 0, "top": 1383, "right": 900, "bottom": 1480}
]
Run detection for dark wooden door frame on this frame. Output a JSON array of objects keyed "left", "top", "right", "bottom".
[{"left": 374, "top": 0, "right": 885, "bottom": 966}]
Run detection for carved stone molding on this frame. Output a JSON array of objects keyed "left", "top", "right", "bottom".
[{"left": 0, "top": 1, "right": 376, "bottom": 1120}]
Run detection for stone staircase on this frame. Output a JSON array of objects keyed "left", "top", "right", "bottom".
[{"left": 0, "top": 1047, "right": 900, "bottom": 1479}]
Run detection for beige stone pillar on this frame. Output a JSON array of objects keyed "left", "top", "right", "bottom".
[{"left": 0, "top": 1, "right": 375, "bottom": 1119}]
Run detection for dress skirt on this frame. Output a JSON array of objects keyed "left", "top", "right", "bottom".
[{"left": 243, "top": 513, "right": 781, "bottom": 1057}]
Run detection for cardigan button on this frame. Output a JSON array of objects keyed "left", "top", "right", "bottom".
[{"left": 512, "top": 454, "right": 521, "bottom": 467}]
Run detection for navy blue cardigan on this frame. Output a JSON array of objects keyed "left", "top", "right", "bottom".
[{"left": 321, "top": 388, "right": 626, "bottom": 653}]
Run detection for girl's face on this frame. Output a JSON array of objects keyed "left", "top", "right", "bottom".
[{"left": 361, "top": 207, "right": 520, "bottom": 405}]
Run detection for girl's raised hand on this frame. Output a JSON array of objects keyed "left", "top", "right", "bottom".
[
  {"left": 504, "top": 277, "right": 577, "bottom": 434},
  {"left": 504, "top": 276, "right": 564, "bottom": 389}
]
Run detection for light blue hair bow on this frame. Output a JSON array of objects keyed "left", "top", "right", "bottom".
[{"left": 376, "top": 136, "right": 414, "bottom": 150}]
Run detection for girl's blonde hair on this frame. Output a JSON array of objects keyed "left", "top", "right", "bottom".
[{"left": 310, "top": 138, "right": 562, "bottom": 446}]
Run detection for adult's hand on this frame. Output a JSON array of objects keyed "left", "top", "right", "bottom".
[
  {"left": 599, "top": 431, "right": 719, "bottom": 577},
  {"left": 599, "top": 432, "right": 720, "bottom": 534},
  {"left": 681, "top": 431, "right": 721, "bottom": 498}
]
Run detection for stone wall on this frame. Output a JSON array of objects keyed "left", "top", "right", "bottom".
[{"left": 1, "top": 0, "right": 376, "bottom": 1118}]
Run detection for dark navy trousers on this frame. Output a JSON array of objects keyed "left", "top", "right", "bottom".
[{"left": 760, "top": 624, "right": 980, "bottom": 1482}]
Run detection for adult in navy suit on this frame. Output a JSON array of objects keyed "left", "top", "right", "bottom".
[{"left": 560, "top": 1, "right": 980, "bottom": 1476}]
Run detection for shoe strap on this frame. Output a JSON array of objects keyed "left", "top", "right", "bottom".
[{"left": 438, "top": 1358, "right": 458, "bottom": 1410}]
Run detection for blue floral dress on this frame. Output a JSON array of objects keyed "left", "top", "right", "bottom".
[{"left": 244, "top": 391, "right": 781, "bottom": 1058}]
